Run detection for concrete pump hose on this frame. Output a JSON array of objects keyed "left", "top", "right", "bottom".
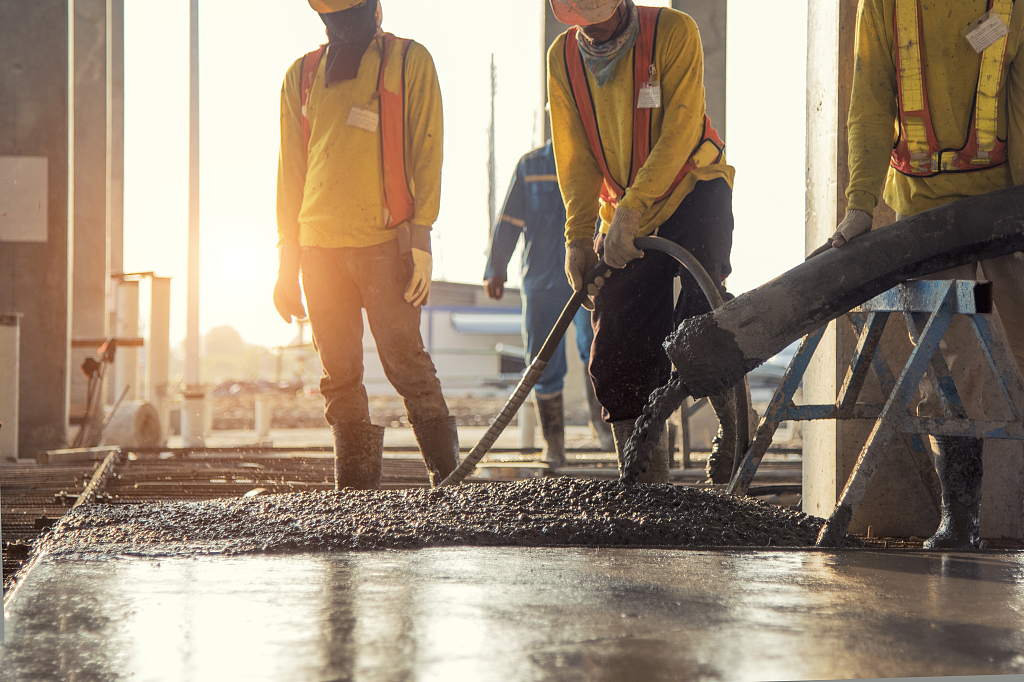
[
  {"left": 634, "top": 237, "right": 750, "bottom": 480},
  {"left": 439, "top": 236, "right": 749, "bottom": 487}
]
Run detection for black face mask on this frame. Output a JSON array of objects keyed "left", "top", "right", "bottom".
[{"left": 319, "top": 0, "right": 379, "bottom": 85}]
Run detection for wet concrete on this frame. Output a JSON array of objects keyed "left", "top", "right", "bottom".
[
  {"left": 3, "top": 548, "right": 1024, "bottom": 680},
  {"left": 26, "top": 478, "right": 840, "bottom": 560}
]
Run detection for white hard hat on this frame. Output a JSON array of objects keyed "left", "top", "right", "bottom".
[{"left": 549, "top": 0, "right": 623, "bottom": 26}]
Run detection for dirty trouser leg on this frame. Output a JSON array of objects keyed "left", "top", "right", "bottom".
[
  {"left": 524, "top": 284, "right": 571, "bottom": 397},
  {"left": 300, "top": 247, "right": 371, "bottom": 426},
  {"left": 591, "top": 178, "right": 734, "bottom": 423},
  {"left": 356, "top": 240, "right": 450, "bottom": 425}
]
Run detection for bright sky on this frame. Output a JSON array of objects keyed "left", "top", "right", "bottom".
[{"left": 123, "top": 0, "right": 807, "bottom": 350}]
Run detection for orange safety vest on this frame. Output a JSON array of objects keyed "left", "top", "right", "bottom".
[
  {"left": 563, "top": 6, "right": 725, "bottom": 206},
  {"left": 891, "top": 0, "right": 1012, "bottom": 176},
  {"left": 300, "top": 34, "right": 415, "bottom": 228}
]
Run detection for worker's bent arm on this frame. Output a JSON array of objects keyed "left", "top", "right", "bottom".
[
  {"left": 845, "top": 0, "right": 899, "bottom": 214},
  {"left": 276, "top": 57, "right": 307, "bottom": 248},
  {"left": 484, "top": 161, "right": 527, "bottom": 281},
  {"left": 548, "top": 38, "right": 604, "bottom": 244},
  {"left": 404, "top": 42, "right": 444, "bottom": 230},
  {"left": 617, "top": 12, "right": 705, "bottom": 217}
]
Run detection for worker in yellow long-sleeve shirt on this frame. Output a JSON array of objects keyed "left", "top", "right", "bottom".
[
  {"left": 275, "top": 0, "right": 458, "bottom": 490},
  {"left": 547, "top": 0, "right": 744, "bottom": 484},
  {"left": 835, "top": 0, "right": 1024, "bottom": 549}
]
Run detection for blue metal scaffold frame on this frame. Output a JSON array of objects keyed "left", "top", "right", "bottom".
[{"left": 725, "top": 279, "right": 1024, "bottom": 546}]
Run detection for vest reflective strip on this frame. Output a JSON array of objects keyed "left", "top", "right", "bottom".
[
  {"left": 524, "top": 174, "right": 558, "bottom": 182},
  {"left": 564, "top": 7, "right": 724, "bottom": 205},
  {"left": 299, "top": 35, "right": 414, "bottom": 229},
  {"left": 891, "top": 0, "right": 1011, "bottom": 175}
]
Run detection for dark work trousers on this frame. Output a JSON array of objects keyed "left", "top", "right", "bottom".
[
  {"left": 300, "top": 240, "right": 450, "bottom": 427},
  {"left": 591, "top": 178, "right": 734, "bottom": 422}
]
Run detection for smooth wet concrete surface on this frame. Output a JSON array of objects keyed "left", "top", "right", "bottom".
[{"left": 3, "top": 548, "right": 1024, "bottom": 681}]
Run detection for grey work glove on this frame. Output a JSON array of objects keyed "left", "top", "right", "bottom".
[
  {"left": 831, "top": 209, "right": 873, "bottom": 247},
  {"left": 565, "top": 239, "right": 605, "bottom": 311},
  {"left": 603, "top": 206, "right": 643, "bottom": 269},
  {"left": 273, "top": 244, "right": 307, "bottom": 324}
]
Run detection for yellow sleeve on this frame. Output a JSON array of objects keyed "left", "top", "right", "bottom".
[
  {"left": 404, "top": 42, "right": 444, "bottom": 229},
  {"left": 846, "top": 0, "right": 899, "bottom": 214},
  {"left": 276, "top": 57, "right": 306, "bottom": 247},
  {"left": 548, "top": 34, "right": 604, "bottom": 244},
  {"left": 1007, "top": 21, "right": 1024, "bottom": 186},
  {"left": 617, "top": 11, "right": 705, "bottom": 216}
]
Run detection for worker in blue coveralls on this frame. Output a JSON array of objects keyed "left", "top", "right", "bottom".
[{"left": 485, "top": 140, "right": 615, "bottom": 467}]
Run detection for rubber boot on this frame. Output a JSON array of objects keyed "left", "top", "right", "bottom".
[
  {"left": 411, "top": 416, "right": 461, "bottom": 487},
  {"left": 924, "top": 436, "right": 984, "bottom": 549},
  {"left": 585, "top": 378, "right": 615, "bottom": 451},
  {"left": 535, "top": 393, "right": 566, "bottom": 469},
  {"left": 612, "top": 419, "right": 669, "bottom": 484},
  {"left": 331, "top": 421, "right": 385, "bottom": 490},
  {"left": 705, "top": 381, "right": 758, "bottom": 485}
]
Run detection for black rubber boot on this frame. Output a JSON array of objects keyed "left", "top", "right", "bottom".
[
  {"left": 612, "top": 420, "right": 669, "bottom": 484},
  {"left": 331, "top": 421, "right": 385, "bottom": 490},
  {"left": 412, "top": 416, "right": 460, "bottom": 487},
  {"left": 585, "top": 378, "right": 615, "bottom": 451},
  {"left": 924, "top": 436, "right": 984, "bottom": 550},
  {"left": 535, "top": 393, "right": 566, "bottom": 469}
]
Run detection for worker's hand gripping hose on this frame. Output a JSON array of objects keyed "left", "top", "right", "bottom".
[{"left": 439, "top": 236, "right": 751, "bottom": 488}]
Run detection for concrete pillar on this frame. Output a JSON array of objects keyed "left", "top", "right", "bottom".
[
  {"left": 0, "top": 0, "right": 75, "bottom": 457},
  {"left": 803, "top": 0, "right": 1022, "bottom": 538},
  {"left": 671, "top": 1, "right": 726, "bottom": 138},
  {"left": 71, "top": 0, "right": 117, "bottom": 423},
  {"left": 113, "top": 277, "right": 138, "bottom": 401},
  {"left": 147, "top": 276, "right": 171, "bottom": 441},
  {"left": 0, "top": 313, "right": 21, "bottom": 462}
]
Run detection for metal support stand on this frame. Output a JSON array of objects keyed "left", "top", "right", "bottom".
[{"left": 725, "top": 280, "right": 1024, "bottom": 546}]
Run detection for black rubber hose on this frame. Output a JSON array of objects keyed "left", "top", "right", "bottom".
[{"left": 633, "top": 237, "right": 749, "bottom": 483}]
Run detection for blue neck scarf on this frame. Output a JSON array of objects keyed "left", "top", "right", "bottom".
[{"left": 575, "top": 1, "right": 639, "bottom": 88}]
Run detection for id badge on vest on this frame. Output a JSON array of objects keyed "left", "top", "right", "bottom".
[
  {"left": 962, "top": 10, "right": 1009, "bottom": 53},
  {"left": 637, "top": 64, "right": 661, "bottom": 109},
  {"left": 347, "top": 106, "right": 379, "bottom": 132}
]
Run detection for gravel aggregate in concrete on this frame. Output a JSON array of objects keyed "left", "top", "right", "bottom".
[{"left": 30, "top": 478, "right": 855, "bottom": 559}]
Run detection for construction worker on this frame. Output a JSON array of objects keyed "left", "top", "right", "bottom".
[
  {"left": 547, "top": 0, "right": 740, "bottom": 483},
  {"left": 274, "top": 0, "right": 459, "bottom": 489},
  {"left": 484, "top": 140, "right": 616, "bottom": 468},
  {"left": 835, "top": 0, "right": 1024, "bottom": 548}
]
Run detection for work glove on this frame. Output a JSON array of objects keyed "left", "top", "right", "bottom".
[
  {"left": 273, "top": 244, "right": 307, "bottom": 324},
  {"left": 565, "top": 239, "right": 607, "bottom": 311},
  {"left": 485, "top": 275, "right": 506, "bottom": 300},
  {"left": 401, "top": 224, "right": 432, "bottom": 307},
  {"left": 603, "top": 206, "right": 644, "bottom": 269},
  {"left": 831, "top": 209, "right": 873, "bottom": 248}
]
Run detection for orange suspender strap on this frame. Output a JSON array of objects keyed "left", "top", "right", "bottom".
[
  {"left": 298, "top": 36, "right": 415, "bottom": 229},
  {"left": 300, "top": 45, "right": 327, "bottom": 158},
  {"left": 377, "top": 33, "right": 415, "bottom": 228},
  {"left": 629, "top": 6, "right": 659, "bottom": 187}
]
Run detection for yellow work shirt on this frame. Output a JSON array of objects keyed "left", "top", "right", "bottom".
[
  {"left": 276, "top": 37, "right": 443, "bottom": 248},
  {"left": 847, "top": 0, "right": 1024, "bottom": 216},
  {"left": 547, "top": 8, "right": 734, "bottom": 244}
]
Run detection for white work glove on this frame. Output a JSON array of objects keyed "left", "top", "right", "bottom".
[
  {"left": 404, "top": 248, "right": 432, "bottom": 306},
  {"left": 565, "top": 239, "right": 608, "bottom": 311},
  {"left": 831, "top": 209, "right": 873, "bottom": 247},
  {"left": 273, "top": 244, "right": 307, "bottom": 323},
  {"left": 603, "top": 206, "right": 643, "bottom": 269}
]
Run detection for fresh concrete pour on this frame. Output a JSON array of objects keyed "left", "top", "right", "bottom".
[{"left": 30, "top": 478, "right": 848, "bottom": 559}]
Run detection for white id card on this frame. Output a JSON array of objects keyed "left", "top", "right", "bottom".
[
  {"left": 637, "top": 80, "right": 661, "bottom": 109},
  {"left": 347, "top": 106, "right": 379, "bottom": 132},
  {"left": 963, "top": 11, "right": 1008, "bottom": 53}
]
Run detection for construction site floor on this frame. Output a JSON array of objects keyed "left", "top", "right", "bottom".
[{"left": 3, "top": 547, "right": 1024, "bottom": 680}]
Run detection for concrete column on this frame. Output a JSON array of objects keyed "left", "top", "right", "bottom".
[
  {"left": 71, "top": 0, "right": 112, "bottom": 423},
  {"left": 0, "top": 313, "right": 21, "bottom": 463},
  {"left": 113, "top": 278, "right": 138, "bottom": 401},
  {"left": 147, "top": 276, "right": 171, "bottom": 440},
  {"left": 671, "top": 1, "right": 726, "bottom": 138},
  {"left": 0, "top": 0, "right": 75, "bottom": 457}
]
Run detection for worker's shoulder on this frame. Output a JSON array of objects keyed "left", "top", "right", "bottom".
[
  {"left": 521, "top": 143, "right": 555, "bottom": 168},
  {"left": 653, "top": 7, "right": 698, "bottom": 41},
  {"left": 281, "top": 51, "right": 313, "bottom": 91},
  {"left": 397, "top": 37, "right": 439, "bottom": 74},
  {"left": 546, "top": 30, "right": 571, "bottom": 68}
]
